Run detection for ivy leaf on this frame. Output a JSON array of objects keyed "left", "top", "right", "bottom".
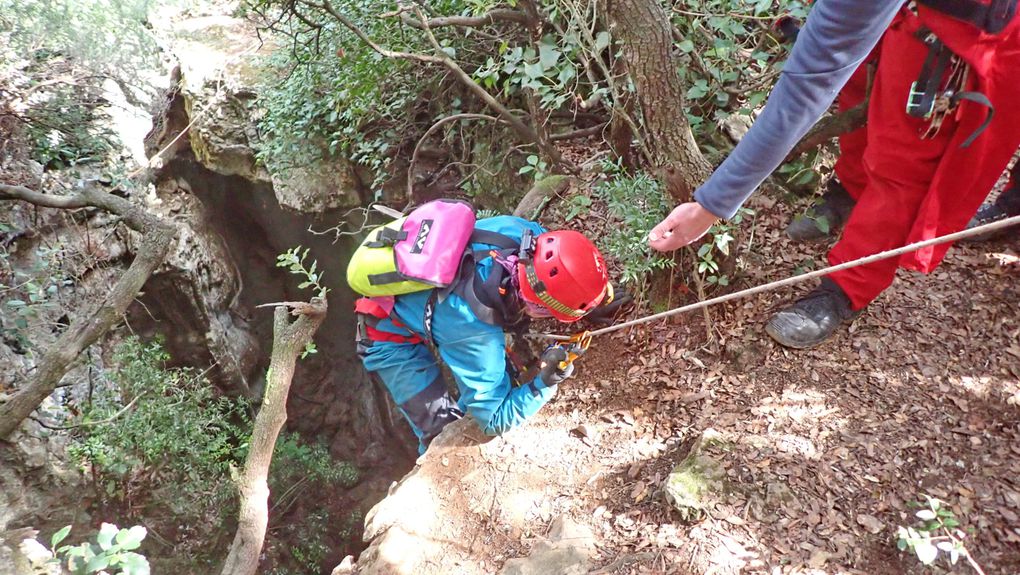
[
  {"left": 85, "top": 554, "right": 112, "bottom": 573},
  {"left": 538, "top": 41, "right": 561, "bottom": 69},
  {"left": 594, "top": 31, "right": 611, "bottom": 52},
  {"left": 119, "top": 552, "right": 151, "bottom": 575},
  {"left": 677, "top": 39, "right": 694, "bottom": 53}
]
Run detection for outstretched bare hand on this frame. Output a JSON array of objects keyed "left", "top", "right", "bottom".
[{"left": 647, "top": 202, "right": 719, "bottom": 252}]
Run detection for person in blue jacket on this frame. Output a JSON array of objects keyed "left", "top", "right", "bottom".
[{"left": 355, "top": 216, "right": 612, "bottom": 454}]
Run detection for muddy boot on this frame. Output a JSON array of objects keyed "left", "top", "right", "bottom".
[
  {"left": 765, "top": 277, "right": 860, "bottom": 349},
  {"left": 785, "top": 179, "right": 856, "bottom": 242},
  {"left": 961, "top": 184, "right": 1020, "bottom": 243}
]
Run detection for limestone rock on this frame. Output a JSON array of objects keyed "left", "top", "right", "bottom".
[
  {"left": 158, "top": 13, "right": 364, "bottom": 213},
  {"left": 265, "top": 159, "right": 364, "bottom": 213},
  {"left": 498, "top": 516, "right": 595, "bottom": 575}
]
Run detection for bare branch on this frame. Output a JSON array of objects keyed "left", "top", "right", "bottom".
[
  {"left": 0, "top": 183, "right": 89, "bottom": 209},
  {"left": 398, "top": 9, "right": 529, "bottom": 29},
  {"left": 549, "top": 123, "right": 607, "bottom": 141},
  {"left": 220, "top": 299, "right": 326, "bottom": 575},
  {"left": 0, "top": 181, "right": 176, "bottom": 439},
  {"left": 407, "top": 113, "right": 501, "bottom": 202}
]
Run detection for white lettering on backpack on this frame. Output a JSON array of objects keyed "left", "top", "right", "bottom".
[{"left": 411, "top": 219, "right": 433, "bottom": 254}]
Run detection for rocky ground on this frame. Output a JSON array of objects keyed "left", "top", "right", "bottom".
[{"left": 346, "top": 168, "right": 1020, "bottom": 575}]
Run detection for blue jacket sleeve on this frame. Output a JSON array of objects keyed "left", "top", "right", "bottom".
[
  {"left": 437, "top": 329, "right": 557, "bottom": 436},
  {"left": 694, "top": 0, "right": 903, "bottom": 219}
]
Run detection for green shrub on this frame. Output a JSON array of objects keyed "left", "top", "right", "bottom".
[
  {"left": 68, "top": 337, "right": 251, "bottom": 528},
  {"left": 592, "top": 160, "right": 674, "bottom": 291}
]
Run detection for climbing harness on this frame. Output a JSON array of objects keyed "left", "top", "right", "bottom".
[
  {"left": 905, "top": 0, "right": 1017, "bottom": 147},
  {"left": 534, "top": 213, "right": 1020, "bottom": 342},
  {"left": 906, "top": 28, "right": 994, "bottom": 148}
]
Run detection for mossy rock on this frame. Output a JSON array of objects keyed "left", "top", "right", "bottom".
[{"left": 663, "top": 453, "right": 726, "bottom": 522}]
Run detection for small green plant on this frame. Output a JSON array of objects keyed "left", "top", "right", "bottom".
[
  {"left": 517, "top": 153, "right": 549, "bottom": 179},
  {"left": 593, "top": 160, "right": 674, "bottom": 293},
  {"left": 696, "top": 207, "right": 752, "bottom": 287},
  {"left": 896, "top": 495, "right": 985, "bottom": 573},
  {"left": 563, "top": 193, "right": 592, "bottom": 222},
  {"left": 276, "top": 246, "right": 328, "bottom": 299},
  {"left": 49, "top": 523, "right": 150, "bottom": 575}
]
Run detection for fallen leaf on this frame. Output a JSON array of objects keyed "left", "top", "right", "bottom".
[{"left": 856, "top": 513, "right": 884, "bottom": 534}]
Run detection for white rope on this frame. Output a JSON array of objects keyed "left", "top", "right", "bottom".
[{"left": 533, "top": 213, "right": 1020, "bottom": 341}]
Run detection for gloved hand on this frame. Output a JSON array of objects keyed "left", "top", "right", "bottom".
[
  {"left": 538, "top": 346, "right": 574, "bottom": 386},
  {"left": 582, "top": 285, "right": 634, "bottom": 326}
]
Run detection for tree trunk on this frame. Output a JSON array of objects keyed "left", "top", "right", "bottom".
[
  {"left": 607, "top": 0, "right": 711, "bottom": 201},
  {"left": 220, "top": 300, "right": 326, "bottom": 575},
  {"left": 0, "top": 184, "right": 176, "bottom": 440}
]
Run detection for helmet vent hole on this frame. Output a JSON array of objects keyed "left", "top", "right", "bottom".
[
  {"left": 544, "top": 251, "right": 553, "bottom": 260},
  {"left": 546, "top": 237, "right": 554, "bottom": 243},
  {"left": 579, "top": 302, "right": 588, "bottom": 310},
  {"left": 549, "top": 267, "right": 559, "bottom": 277}
]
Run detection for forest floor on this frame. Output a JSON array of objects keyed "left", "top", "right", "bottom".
[{"left": 410, "top": 160, "right": 1020, "bottom": 575}]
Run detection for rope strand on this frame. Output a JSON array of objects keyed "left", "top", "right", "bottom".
[{"left": 532, "top": 213, "right": 1020, "bottom": 341}]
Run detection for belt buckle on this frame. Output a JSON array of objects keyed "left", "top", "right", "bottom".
[{"left": 906, "top": 82, "right": 934, "bottom": 119}]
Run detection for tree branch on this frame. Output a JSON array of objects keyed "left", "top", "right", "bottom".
[
  {"left": 398, "top": 9, "right": 528, "bottom": 29},
  {"left": 0, "top": 182, "right": 177, "bottom": 440},
  {"left": 0, "top": 183, "right": 89, "bottom": 210},
  {"left": 220, "top": 298, "right": 327, "bottom": 575},
  {"left": 406, "top": 113, "right": 501, "bottom": 202}
]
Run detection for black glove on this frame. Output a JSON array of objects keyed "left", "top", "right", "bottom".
[
  {"left": 582, "top": 286, "right": 634, "bottom": 326},
  {"left": 538, "top": 346, "right": 574, "bottom": 386}
]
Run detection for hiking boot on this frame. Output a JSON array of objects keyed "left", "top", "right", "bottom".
[
  {"left": 765, "top": 277, "right": 860, "bottom": 349},
  {"left": 961, "top": 185, "right": 1020, "bottom": 243},
  {"left": 785, "top": 179, "right": 856, "bottom": 242}
]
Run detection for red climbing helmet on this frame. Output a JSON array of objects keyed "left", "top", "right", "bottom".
[{"left": 517, "top": 230, "right": 610, "bottom": 323}]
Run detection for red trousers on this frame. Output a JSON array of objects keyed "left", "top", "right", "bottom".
[{"left": 826, "top": 8, "right": 1020, "bottom": 309}]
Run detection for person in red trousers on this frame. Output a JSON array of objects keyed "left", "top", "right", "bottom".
[{"left": 649, "top": 0, "right": 1020, "bottom": 349}]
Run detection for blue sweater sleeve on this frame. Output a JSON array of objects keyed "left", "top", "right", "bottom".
[
  {"left": 438, "top": 330, "right": 556, "bottom": 436},
  {"left": 694, "top": 0, "right": 903, "bottom": 219}
]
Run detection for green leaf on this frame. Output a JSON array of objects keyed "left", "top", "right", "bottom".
[
  {"left": 6, "top": 299, "right": 26, "bottom": 308},
  {"left": 538, "top": 42, "right": 561, "bottom": 69},
  {"left": 914, "top": 541, "right": 938, "bottom": 565},
  {"left": 97, "top": 523, "right": 118, "bottom": 550},
  {"left": 51, "top": 525, "right": 72, "bottom": 548},
  {"left": 942, "top": 517, "right": 960, "bottom": 528},
  {"left": 120, "top": 552, "right": 151, "bottom": 575},
  {"left": 677, "top": 39, "right": 694, "bottom": 53},
  {"left": 896, "top": 538, "right": 907, "bottom": 551},
  {"left": 594, "top": 31, "right": 611, "bottom": 52},
  {"left": 115, "top": 525, "right": 147, "bottom": 551},
  {"left": 85, "top": 554, "right": 111, "bottom": 573}
]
